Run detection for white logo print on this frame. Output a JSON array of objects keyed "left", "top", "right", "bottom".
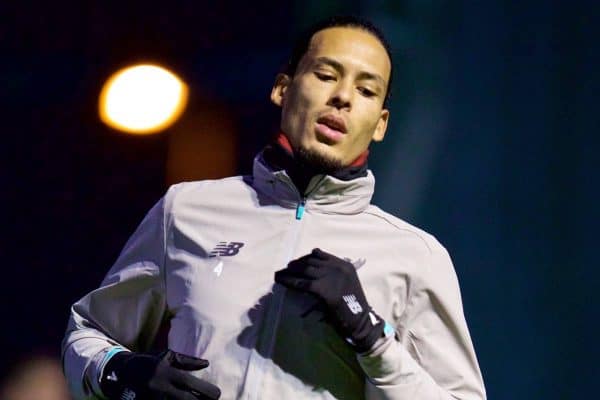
[
  {"left": 121, "top": 388, "right": 136, "bottom": 400},
  {"left": 107, "top": 371, "right": 118, "bottom": 382},
  {"left": 213, "top": 261, "right": 224, "bottom": 277},
  {"left": 369, "top": 311, "right": 380, "bottom": 326},
  {"left": 343, "top": 295, "right": 363, "bottom": 314}
]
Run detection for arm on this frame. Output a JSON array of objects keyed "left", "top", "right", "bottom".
[
  {"left": 357, "top": 245, "right": 486, "bottom": 400},
  {"left": 61, "top": 196, "right": 168, "bottom": 399}
]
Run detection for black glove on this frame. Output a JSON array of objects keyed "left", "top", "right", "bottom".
[
  {"left": 275, "top": 248, "right": 385, "bottom": 352},
  {"left": 99, "top": 350, "right": 221, "bottom": 400}
]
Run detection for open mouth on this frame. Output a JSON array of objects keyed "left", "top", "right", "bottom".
[
  {"left": 315, "top": 114, "right": 347, "bottom": 144},
  {"left": 316, "top": 115, "right": 347, "bottom": 133}
]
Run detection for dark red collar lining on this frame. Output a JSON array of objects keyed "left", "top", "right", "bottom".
[{"left": 275, "top": 132, "right": 369, "bottom": 167}]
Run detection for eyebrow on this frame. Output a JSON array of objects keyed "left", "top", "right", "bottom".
[{"left": 314, "top": 56, "right": 386, "bottom": 88}]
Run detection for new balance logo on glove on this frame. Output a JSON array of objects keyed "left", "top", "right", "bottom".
[
  {"left": 343, "top": 294, "right": 363, "bottom": 314},
  {"left": 209, "top": 242, "right": 244, "bottom": 257}
]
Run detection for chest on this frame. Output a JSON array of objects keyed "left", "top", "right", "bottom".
[{"left": 164, "top": 204, "right": 419, "bottom": 327}]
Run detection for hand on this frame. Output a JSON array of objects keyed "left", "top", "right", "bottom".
[
  {"left": 275, "top": 248, "right": 385, "bottom": 352},
  {"left": 99, "top": 350, "right": 221, "bottom": 400}
]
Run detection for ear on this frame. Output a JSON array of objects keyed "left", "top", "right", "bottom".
[
  {"left": 270, "top": 73, "right": 291, "bottom": 107},
  {"left": 371, "top": 109, "right": 389, "bottom": 142}
]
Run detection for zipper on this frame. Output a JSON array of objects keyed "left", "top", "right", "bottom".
[
  {"left": 246, "top": 175, "right": 325, "bottom": 400},
  {"left": 246, "top": 208, "right": 305, "bottom": 400},
  {"left": 295, "top": 198, "right": 306, "bottom": 220}
]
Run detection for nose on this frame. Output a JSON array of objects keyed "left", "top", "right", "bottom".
[{"left": 327, "top": 80, "right": 352, "bottom": 110}]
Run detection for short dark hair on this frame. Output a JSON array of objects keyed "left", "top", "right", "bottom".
[{"left": 284, "top": 15, "right": 393, "bottom": 107}]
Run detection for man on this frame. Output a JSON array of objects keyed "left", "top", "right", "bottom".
[{"left": 62, "top": 16, "right": 486, "bottom": 400}]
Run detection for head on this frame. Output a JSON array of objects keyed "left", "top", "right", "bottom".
[{"left": 271, "top": 16, "right": 392, "bottom": 170}]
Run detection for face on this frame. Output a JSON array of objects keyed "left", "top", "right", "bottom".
[{"left": 271, "top": 27, "right": 390, "bottom": 167}]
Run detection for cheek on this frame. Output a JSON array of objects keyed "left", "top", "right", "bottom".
[
  {"left": 341, "top": 112, "right": 381, "bottom": 153},
  {"left": 283, "top": 86, "right": 308, "bottom": 119},
  {"left": 354, "top": 109, "right": 381, "bottom": 138},
  {"left": 282, "top": 90, "right": 319, "bottom": 134},
  {"left": 291, "top": 77, "right": 329, "bottom": 112}
]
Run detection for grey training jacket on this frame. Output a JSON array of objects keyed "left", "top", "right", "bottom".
[{"left": 62, "top": 153, "right": 486, "bottom": 399}]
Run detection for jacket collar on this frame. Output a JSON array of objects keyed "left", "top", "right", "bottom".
[
  {"left": 264, "top": 133, "right": 370, "bottom": 193},
  {"left": 251, "top": 136, "right": 375, "bottom": 215}
]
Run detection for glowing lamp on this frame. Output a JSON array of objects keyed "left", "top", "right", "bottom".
[{"left": 99, "top": 64, "right": 188, "bottom": 134}]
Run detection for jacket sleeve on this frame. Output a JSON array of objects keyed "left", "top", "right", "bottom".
[
  {"left": 61, "top": 195, "right": 169, "bottom": 399},
  {"left": 357, "top": 244, "right": 486, "bottom": 400}
]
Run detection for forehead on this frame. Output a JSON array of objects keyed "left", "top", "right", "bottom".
[{"left": 304, "top": 27, "right": 391, "bottom": 82}]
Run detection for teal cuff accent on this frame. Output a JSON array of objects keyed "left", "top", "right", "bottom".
[
  {"left": 96, "top": 346, "right": 127, "bottom": 394},
  {"left": 383, "top": 321, "right": 394, "bottom": 338},
  {"left": 104, "top": 346, "right": 126, "bottom": 362}
]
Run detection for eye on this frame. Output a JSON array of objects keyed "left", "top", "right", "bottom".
[
  {"left": 358, "top": 87, "right": 376, "bottom": 97},
  {"left": 314, "top": 72, "right": 336, "bottom": 82}
]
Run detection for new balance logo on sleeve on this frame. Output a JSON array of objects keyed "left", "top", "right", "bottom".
[
  {"left": 120, "top": 388, "right": 136, "bottom": 400},
  {"left": 209, "top": 242, "right": 244, "bottom": 257},
  {"left": 343, "top": 294, "right": 363, "bottom": 314},
  {"left": 107, "top": 371, "right": 118, "bottom": 382}
]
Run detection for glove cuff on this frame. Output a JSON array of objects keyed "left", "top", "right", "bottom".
[
  {"left": 94, "top": 347, "right": 128, "bottom": 399},
  {"left": 99, "top": 351, "right": 159, "bottom": 400},
  {"left": 346, "top": 309, "right": 387, "bottom": 353},
  {"left": 98, "top": 351, "right": 134, "bottom": 399}
]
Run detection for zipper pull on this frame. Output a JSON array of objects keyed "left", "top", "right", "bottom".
[{"left": 296, "top": 199, "right": 306, "bottom": 220}]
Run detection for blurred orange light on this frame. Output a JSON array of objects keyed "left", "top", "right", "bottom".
[{"left": 98, "top": 64, "right": 188, "bottom": 134}]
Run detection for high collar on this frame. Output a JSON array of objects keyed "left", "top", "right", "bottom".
[
  {"left": 262, "top": 133, "right": 370, "bottom": 195},
  {"left": 251, "top": 141, "right": 375, "bottom": 215},
  {"left": 273, "top": 133, "right": 370, "bottom": 169}
]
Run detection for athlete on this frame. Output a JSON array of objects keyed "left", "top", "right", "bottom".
[{"left": 62, "top": 16, "right": 486, "bottom": 400}]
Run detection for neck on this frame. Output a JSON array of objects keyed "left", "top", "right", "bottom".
[{"left": 263, "top": 132, "right": 369, "bottom": 195}]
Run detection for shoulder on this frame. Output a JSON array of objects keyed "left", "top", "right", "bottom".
[
  {"left": 363, "top": 205, "right": 448, "bottom": 257},
  {"left": 364, "top": 206, "right": 459, "bottom": 294},
  {"left": 162, "top": 175, "right": 252, "bottom": 210}
]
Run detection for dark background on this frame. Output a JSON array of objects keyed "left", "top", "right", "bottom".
[{"left": 2, "top": 1, "right": 598, "bottom": 399}]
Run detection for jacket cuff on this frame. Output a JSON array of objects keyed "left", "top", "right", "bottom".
[
  {"left": 356, "top": 320, "right": 396, "bottom": 378},
  {"left": 88, "top": 346, "right": 129, "bottom": 399},
  {"left": 356, "top": 333, "right": 394, "bottom": 378},
  {"left": 356, "top": 330, "right": 422, "bottom": 386}
]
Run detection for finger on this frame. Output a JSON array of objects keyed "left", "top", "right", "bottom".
[
  {"left": 288, "top": 252, "right": 315, "bottom": 264},
  {"left": 285, "top": 260, "right": 325, "bottom": 279},
  {"left": 191, "top": 385, "right": 221, "bottom": 400},
  {"left": 162, "top": 385, "right": 200, "bottom": 400},
  {"left": 274, "top": 272, "right": 313, "bottom": 291},
  {"left": 167, "top": 351, "right": 209, "bottom": 371},
  {"left": 310, "top": 257, "right": 356, "bottom": 273},
  {"left": 171, "top": 371, "right": 221, "bottom": 399},
  {"left": 314, "top": 248, "right": 351, "bottom": 265},
  {"left": 275, "top": 266, "right": 318, "bottom": 280},
  {"left": 305, "top": 276, "right": 335, "bottom": 299},
  {"left": 311, "top": 248, "right": 332, "bottom": 259}
]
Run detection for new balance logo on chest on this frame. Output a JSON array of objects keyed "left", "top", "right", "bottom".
[{"left": 209, "top": 242, "right": 244, "bottom": 257}]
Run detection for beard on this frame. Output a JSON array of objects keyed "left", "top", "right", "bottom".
[{"left": 295, "top": 144, "right": 345, "bottom": 175}]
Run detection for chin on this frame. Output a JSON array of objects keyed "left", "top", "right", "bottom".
[{"left": 296, "top": 144, "right": 345, "bottom": 173}]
